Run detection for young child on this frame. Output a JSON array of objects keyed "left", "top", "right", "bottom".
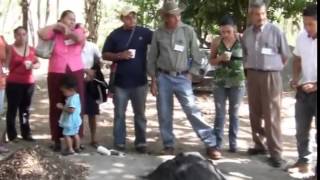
[{"left": 57, "top": 75, "right": 82, "bottom": 155}]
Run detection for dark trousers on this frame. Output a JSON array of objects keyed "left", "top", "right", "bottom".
[
  {"left": 295, "top": 89, "right": 317, "bottom": 164},
  {"left": 47, "top": 68, "right": 84, "bottom": 142},
  {"left": 6, "top": 82, "right": 34, "bottom": 140}
]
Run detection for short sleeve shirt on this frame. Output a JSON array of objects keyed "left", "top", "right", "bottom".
[
  {"left": 59, "top": 93, "right": 82, "bottom": 129},
  {"left": 293, "top": 30, "right": 317, "bottom": 85},
  {"left": 102, "top": 26, "right": 153, "bottom": 88},
  {"left": 82, "top": 41, "right": 101, "bottom": 69}
]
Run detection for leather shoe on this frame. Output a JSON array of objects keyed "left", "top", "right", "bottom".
[{"left": 207, "top": 147, "right": 222, "bottom": 160}]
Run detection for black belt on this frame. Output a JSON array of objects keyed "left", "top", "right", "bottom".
[{"left": 157, "top": 68, "right": 189, "bottom": 76}]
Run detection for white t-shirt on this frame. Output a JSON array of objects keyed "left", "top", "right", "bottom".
[
  {"left": 293, "top": 30, "right": 317, "bottom": 85},
  {"left": 81, "top": 41, "right": 101, "bottom": 69}
]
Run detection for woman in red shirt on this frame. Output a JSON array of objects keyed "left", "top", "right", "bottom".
[{"left": 6, "top": 26, "right": 40, "bottom": 142}]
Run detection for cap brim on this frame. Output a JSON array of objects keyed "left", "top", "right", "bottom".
[{"left": 120, "top": 10, "right": 137, "bottom": 17}]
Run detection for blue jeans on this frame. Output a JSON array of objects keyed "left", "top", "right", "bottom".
[
  {"left": 295, "top": 89, "right": 317, "bottom": 164},
  {"left": 157, "top": 73, "right": 215, "bottom": 148},
  {"left": 113, "top": 85, "right": 147, "bottom": 147},
  {"left": 212, "top": 86, "right": 244, "bottom": 150}
]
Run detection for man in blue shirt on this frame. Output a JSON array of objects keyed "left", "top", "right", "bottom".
[{"left": 102, "top": 5, "right": 152, "bottom": 153}]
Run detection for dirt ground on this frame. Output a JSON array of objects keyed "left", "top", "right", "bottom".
[{"left": 0, "top": 60, "right": 317, "bottom": 180}]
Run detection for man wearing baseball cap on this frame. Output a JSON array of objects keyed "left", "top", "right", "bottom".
[
  {"left": 147, "top": 1, "right": 218, "bottom": 159},
  {"left": 102, "top": 5, "right": 153, "bottom": 154}
]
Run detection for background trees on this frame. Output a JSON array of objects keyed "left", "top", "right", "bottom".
[{"left": 0, "top": 0, "right": 317, "bottom": 47}]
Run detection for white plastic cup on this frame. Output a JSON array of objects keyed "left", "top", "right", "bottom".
[
  {"left": 128, "top": 49, "right": 136, "bottom": 59},
  {"left": 224, "top": 51, "right": 232, "bottom": 61},
  {"left": 97, "top": 146, "right": 111, "bottom": 155},
  {"left": 24, "top": 60, "right": 32, "bottom": 70}
]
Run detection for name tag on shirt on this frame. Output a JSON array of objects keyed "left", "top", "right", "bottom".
[
  {"left": 64, "top": 39, "right": 75, "bottom": 46},
  {"left": 261, "top": 47, "right": 274, "bottom": 55},
  {"left": 174, "top": 44, "right": 185, "bottom": 52}
]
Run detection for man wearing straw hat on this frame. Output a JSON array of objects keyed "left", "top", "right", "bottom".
[
  {"left": 147, "top": 1, "right": 219, "bottom": 159},
  {"left": 102, "top": 5, "right": 153, "bottom": 154}
]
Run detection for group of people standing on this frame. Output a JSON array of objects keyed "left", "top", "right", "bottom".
[{"left": 0, "top": 1, "right": 317, "bottom": 177}]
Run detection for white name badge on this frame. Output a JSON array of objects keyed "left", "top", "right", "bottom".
[
  {"left": 261, "top": 47, "right": 274, "bottom": 55},
  {"left": 174, "top": 44, "right": 185, "bottom": 52},
  {"left": 64, "top": 39, "right": 75, "bottom": 46}
]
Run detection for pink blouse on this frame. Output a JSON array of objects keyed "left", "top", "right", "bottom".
[{"left": 47, "top": 28, "right": 85, "bottom": 73}]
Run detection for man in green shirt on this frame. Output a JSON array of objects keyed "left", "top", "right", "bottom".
[{"left": 147, "top": 2, "right": 217, "bottom": 159}]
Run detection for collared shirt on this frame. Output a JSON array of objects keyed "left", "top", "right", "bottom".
[
  {"left": 293, "top": 30, "right": 317, "bottom": 85},
  {"left": 147, "top": 22, "right": 202, "bottom": 77},
  {"left": 81, "top": 41, "right": 101, "bottom": 69},
  {"left": 242, "top": 22, "right": 290, "bottom": 71},
  {"left": 46, "top": 28, "right": 85, "bottom": 73},
  {"left": 102, "top": 26, "right": 153, "bottom": 88}
]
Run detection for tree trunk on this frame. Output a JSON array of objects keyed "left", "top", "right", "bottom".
[
  {"left": 37, "top": 0, "right": 41, "bottom": 28},
  {"left": 45, "top": 0, "right": 50, "bottom": 25},
  {"left": 21, "top": 0, "right": 29, "bottom": 30},
  {"left": 84, "top": 0, "right": 102, "bottom": 43},
  {"left": 56, "top": 0, "right": 60, "bottom": 21}
]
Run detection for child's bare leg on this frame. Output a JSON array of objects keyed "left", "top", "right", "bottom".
[
  {"left": 65, "top": 136, "right": 74, "bottom": 152},
  {"left": 73, "top": 134, "right": 80, "bottom": 150}
]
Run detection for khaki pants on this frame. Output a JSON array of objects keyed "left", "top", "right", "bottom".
[{"left": 247, "top": 69, "right": 283, "bottom": 158}]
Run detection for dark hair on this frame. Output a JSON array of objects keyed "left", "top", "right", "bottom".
[
  {"left": 219, "top": 15, "right": 236, "bottom": 26},
  {"left": 250, "top": 1, "right": 266, "bottom": 9},
  {"left": 60, "top": 75, "right": 77, "bottom": 90},
  {"left": 60, "top": 10, "right": 74, "bottom": 21},
  {"left": 303, "top": 4, "right": 317, "bottom": 20},
  {"left": 13, "top": 26, "right": 27, "bottom": 34}
]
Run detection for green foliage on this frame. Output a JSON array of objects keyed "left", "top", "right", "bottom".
[
  {"left": 124, "top": 0, "right": 161, "bottom": 29},
  {"left": 128, "top": 0, "right": 316, "bottom": 47}
]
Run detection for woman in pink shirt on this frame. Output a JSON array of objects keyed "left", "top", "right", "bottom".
[
  {"left": 38, "top": 10, "right": 85, "bottom": 151},
  {"left": 6, "top": 26, "right": 40, "bottom": 142}
]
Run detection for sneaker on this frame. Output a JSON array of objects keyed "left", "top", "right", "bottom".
[
  {"left": 114, "top": 144, "right": 126, "bottom": 151},
  {"left": 161, "top": 147, "right": 175, "bottom": 155},
  {"left": 207, "top": 147, "right": 222, "bottom": 160},
  {"left": 287, "top": 162, "right": 312, "bottom": 174},
  {"left": 247, "top": 148, "right": 267, "bottom": 155}
]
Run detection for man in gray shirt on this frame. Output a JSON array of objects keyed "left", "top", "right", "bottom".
[
  {"left": 242, "top": 2, "right": 290, "bottom": 167},
  {"left": 148, "top": 2, "right": 218, "bottom": 159}
]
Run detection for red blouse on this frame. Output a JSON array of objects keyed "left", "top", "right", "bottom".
[{"left": 7, "top": 46, "right": 36, "bottom": 84}]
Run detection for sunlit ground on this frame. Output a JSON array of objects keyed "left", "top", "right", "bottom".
[{"left": 0, "top": 60, "right": 317, "bottom": 180}]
